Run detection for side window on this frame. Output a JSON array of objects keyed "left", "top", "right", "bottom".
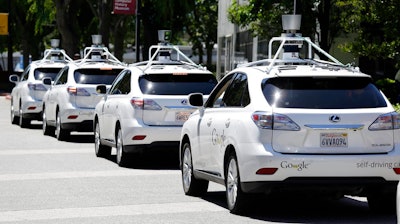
[
  {"left": 109, "top": 71, "right": 131, "bottom": 95},
  {"left": 54, "top": 67, "right": 69, "bottom": 85},
  {"left": 20, "top": 67, "right": 30, "bottom": 81},
  {"left": 204, "top": 73, "right": 235, "bottom": 108},
  {"left": 221, "top": 73, "right": 249, "bottom": 107}
]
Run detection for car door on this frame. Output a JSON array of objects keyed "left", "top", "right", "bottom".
[
  {"left": 46, "top": 67, "right": 69, "bottom": 122},
  {"left": 101, "top": 70, "right": 131, "bottom": 142},
  {"left": 195, "top": 73, "right": 236, "bottom": 176}
]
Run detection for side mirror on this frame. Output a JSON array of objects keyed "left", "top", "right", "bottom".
[
  {"left": 9, "top": 74, "right": 19, "bottom": 83},
  {"left": 188, "top": 93, "right": 204, "bottom": 107},
  {"left": 42, "top": 77, "right": 52, "bottom": 85},
  {"left": 96, "top": 85, "right": 107, "bottom": 94}
]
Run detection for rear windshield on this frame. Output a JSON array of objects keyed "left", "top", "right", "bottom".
[
  {"left": 139, "top": 73, "right": 217, "bottom": 95},
  {"left": 262, "top": 77, "right": 387, "bottom": 109},
  {"left": 34, "top": 68, "right": 62, "bottom": 80},
  {"left": 74, "top": 68, "right": 122, "bottom": 84}
]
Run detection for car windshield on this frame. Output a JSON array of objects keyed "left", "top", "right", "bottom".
[
  {"left": 262, "top": 77, "right": 387, "bottom": 109},
  {"left": 34, "top": 68, "right": 62, "bottom": 80},
  {"left": 74, "top": 68, "right": 122, "bottom": 84},
  {"left": 139, "top": 73, "right": 218, "bottom": 95}
]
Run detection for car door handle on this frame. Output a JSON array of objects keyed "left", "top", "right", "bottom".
[
  {"left": 225, "top": 119, "right": 230, "bottom": 128},
  {"left": 207, "top": 118, "right": 212, "bottom": 127}
]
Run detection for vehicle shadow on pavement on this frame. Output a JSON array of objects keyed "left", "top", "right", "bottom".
[
  {"left": 201, "top": 192, "right": 396, "bottom": 223},
  {"left": 103, "top": 150, "right": 180, "bottom": 170}
]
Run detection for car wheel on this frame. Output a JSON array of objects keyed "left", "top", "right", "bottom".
[
  {"left": 42, "top": 109, "right": 54, "bottom": 136},
  {"left": 18, "top": 106, "right": 30, "bottom": 128},
  {"left": 55, "top": 112, "right": 70, "bottom": 141},
  {"left": 10, "top": 101, "right": 18, "bottom": 125},
  {"left": 367, "top": 189, "right": 396, "bottom": 213},
  {"left": 225, "top": 154, "right": 248, "bottom": 214},
  {"left": 94, "top": 121, "right": 111, "bottom": 157},
  {"left": 116, "top": 127, "right": 129, "bottom": 167},
  {"left": 181, "top": 142, "right": 209, "bottom": 196}
]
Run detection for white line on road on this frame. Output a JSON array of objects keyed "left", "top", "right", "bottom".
[
  {"left": 0, "top": 148, "right": 93, "bottom": 155},
  {"left": 0, "top": 170, "right": 178, "bottom": 181},
  {"left": 0, "top": 202, "right": 226, "bottom": 222}
]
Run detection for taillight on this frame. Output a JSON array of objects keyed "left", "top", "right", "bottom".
[
  {"left": 130, "top": 97, "right": 162, "bottom": 110},
  {"left": 67, "top": 87, "right": 91, "bottom": 96},
  {"left": 369, "top": 112, "right": 400, "bottom": 130},
  {"left": 251, "top": 112, "right": 300, "bottom": 131},
  {"left": 256, "top": 167, "right": 278, "bottom": 175},
  {"left": 28, "top": 83, "right": 47, "bottom": 91}
]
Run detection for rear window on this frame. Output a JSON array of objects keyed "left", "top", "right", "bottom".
[
  {"left": 74, "top": 68, "right": 122, "bottom": 84},
  {"left": 139, "top": 73, "right": 217, "bottom": 95},
  {"left": 34, "top": 68, "right": 61, "bottom": 80},
  {"left": 262, "top": 77, "right": 387, "bottom": 109}
]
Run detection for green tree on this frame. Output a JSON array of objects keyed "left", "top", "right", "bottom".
[
  {"left": 185, "top": 0, "right": 218, "bottom": 70},
  {"left": 336, "top": 0, "right": 400, "bottom": 70}
]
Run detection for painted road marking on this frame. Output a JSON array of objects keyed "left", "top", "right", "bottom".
[
  {"left": 0, "top": 170, "right": 178, "bottom": 181},
  {"left": 0, "top": 148, "right": 93, "bottom": 155},
  {"left": 0, "top": 202, "right": 226, "bottom": 222}
]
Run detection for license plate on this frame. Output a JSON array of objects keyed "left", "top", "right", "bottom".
[
  {"left": 320, "top": 133, "right": 348, "bottom": 147},
  {"left": 175, "top": 111, "right": 191, "bottom": 121}
]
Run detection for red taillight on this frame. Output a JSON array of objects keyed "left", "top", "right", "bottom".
[
  {"left": 132, "top": 135, "right": 146, "bottom": 140},
  {"left": 130, "top": 98, "right": 144, "bottom": 109},
  {"left": 256, "top": 168, "right": 278, "bottom": 175},
  {"left": 27, "top": 106, "right": 36, "bottom": 110},
  {"left": 67, "top": 115, "right": 78, "bottom": 119},
  {"left": 67, "top": 86, "right": 90, "bottom": 96},
  {"left": 393, "top": 168, "right": 400, "bottom": 174}
]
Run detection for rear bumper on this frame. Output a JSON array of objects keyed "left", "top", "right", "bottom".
[
  {"left": 21, "top": 101, "right": 43, "bottom": 120},
  {"left": 60, "top": 108, "right": 94, "bottom": 132},
  {"left": 237, "top": 142, "right": 400, "bottom": 194}
]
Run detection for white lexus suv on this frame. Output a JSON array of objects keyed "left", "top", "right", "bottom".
[
  {"left": 180, "top": 16, "right": 400, "bottom": 214},
  {"left": 9, "top": 39, "right": 73, "bottom": 128},
  {"left": 42, "top": 36, "right": 126, "bottom": 140},
  {"left": 93, "top": 32, "right": 218, "bottom": 167}
]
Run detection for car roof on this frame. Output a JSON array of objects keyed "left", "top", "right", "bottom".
[
  {"left": 232, "top": 34, "right": 370, "bottom": 80},
  {"left": 129, "top": 44, "right": 212, "bottom": 75}
]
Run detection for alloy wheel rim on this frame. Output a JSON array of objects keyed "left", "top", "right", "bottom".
[
  {"left": 116, "top": 130, "right": 122, "bottom": 163},
  {"left": 182, "top": 146, "right": 192, "bottom": 192},
  {"left": 227, "top": 159, "right": 238, "bottom": 208},
  {"left": 42, "top": 111, "right": 47, "bottom": 133},
  {"left": 94, "top": 124, "right": 100, "bottom": 154},
  {"left": 56, "top": 114, "right": 60, "bottom": 138}
]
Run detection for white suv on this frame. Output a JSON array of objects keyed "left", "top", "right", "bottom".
[
  {"left": 42, "top": 37, "right": 126, "bottom": 140},
  {"left": 9, "top": 40, "right": 73, "bottom": 128},
  {"left": 180, "top": 30, "right": 400, "bottom": 213},
  {"left": 94, "top": 43, "right": 217, "bottom": 167}
]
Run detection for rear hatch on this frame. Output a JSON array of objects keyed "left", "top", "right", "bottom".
[
  {"left": 263, "top": 76, "right": 395, "bottom": 154},
  {"left": 139, "top": 73, "right": 217, "bottom": 126},
  {"left": 71, "top": 68, "right": 122, "bottom": 108},
  {"left": 32, "top": 67, "right": 62, "bottom": 100}
]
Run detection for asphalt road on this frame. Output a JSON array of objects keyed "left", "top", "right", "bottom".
[{"left": 0, "top": 96, "right": 396, "bottom": 224}]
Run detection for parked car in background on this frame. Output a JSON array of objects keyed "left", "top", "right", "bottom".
[
  {"left": 42, "top": 35, "right": 126, "bottom": 141},
  {"left": 9, "top": 39, "right": 73, "bottom": 128},
  {"left": 180, "top": 20, "right": 400, "bottom": 214},
  {"left": 93, "top": 32, "right": 218, "bottom": 167}
]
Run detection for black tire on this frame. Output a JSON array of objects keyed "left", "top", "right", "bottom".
[
  {"left": 367, "top": 188, "right": 396, "bottom": 213},
  {"left": 94, "top": 121, "right": 111, "bottom": 157},
  {"left": 116, "top": 127, "right": 130, "bottom": 167},
  {"left": 10, "top": 101, "right": 18, "bottom": 125},
  {"left": 225, "top": 153, "right": 248, "bottom": 214},
  {"left": 55, "top": 111, "right": 70, "bottom": 141},
  {"left": 42, "top": 109, "right": 54, "bottom": 136},
  {"left": 181, "top": 142, "right": 209, "bottom": 196},
  {"left": 19, "top": 106, "right": 30, "bottom": 128}
]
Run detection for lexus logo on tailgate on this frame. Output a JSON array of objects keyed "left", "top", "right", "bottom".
[{"left": 329, "top": 115, "right": 340, "bottom": 123}]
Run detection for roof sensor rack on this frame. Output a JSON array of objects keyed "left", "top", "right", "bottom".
[
  {"left": 77, "top": 35, "right": 126, "bottom": 66},
  {"left": 131, "top": 30, "right": 207, "bottom": 71},
  {"left": 39, "top": 39, "right": 74, "bottom": 63},
  {"left": 239, "top": 14, "right": 358, "bottom": 73}
]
